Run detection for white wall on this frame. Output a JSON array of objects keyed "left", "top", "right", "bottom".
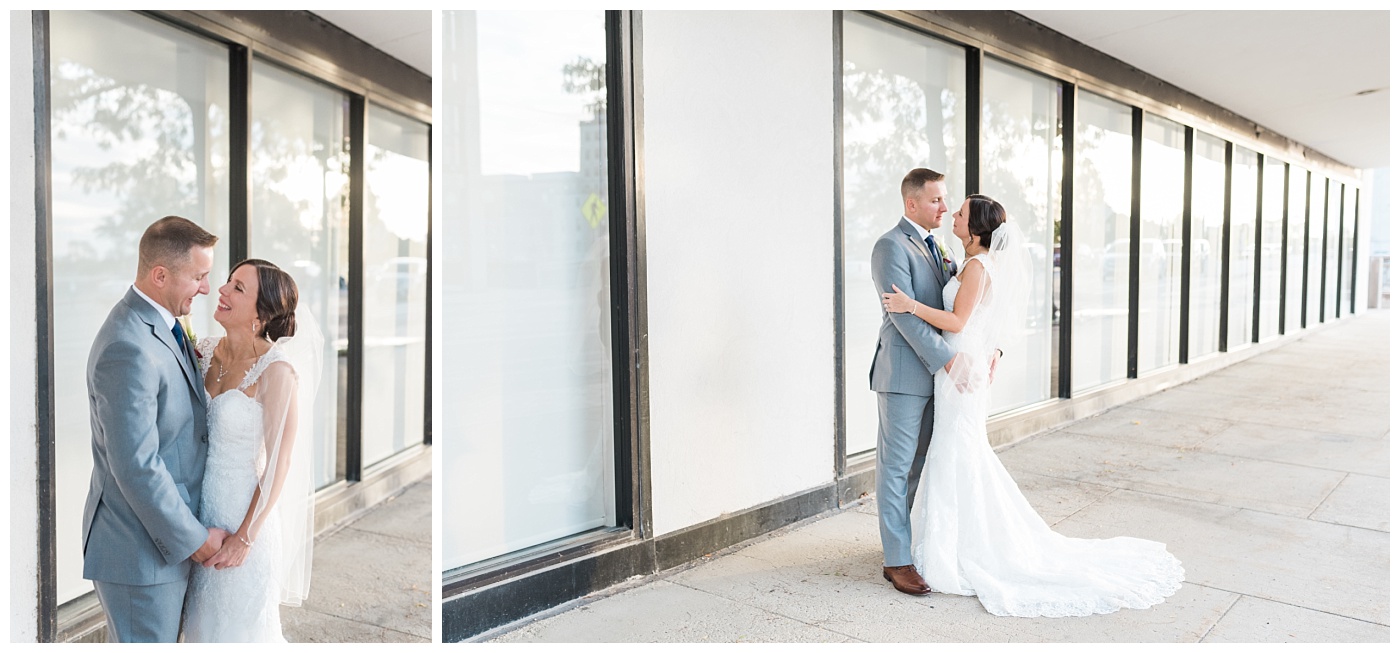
[
  {"left": 9, "top": 9, "right": 39, "bottom": 643},
  {"left": 642, "top": 11, "right": 837, "bottom": 536}
]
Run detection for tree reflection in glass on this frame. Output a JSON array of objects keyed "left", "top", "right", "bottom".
[
  {"left": 49, "top": 10, "right": 230, "bottom": 604},
  {"left": 841, "top": 12, "right": 966, "bottom": 454},
  {"left": 249, "top": 62, "right": 350, "bottom": 489},
  {"left": 979, "top": 58, "right": 1058, "bottom": 411}
]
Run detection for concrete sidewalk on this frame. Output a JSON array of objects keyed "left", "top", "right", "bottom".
[
  {"left": 282, "top": 477, "right": 431, "bottom": 643},
  {"left": 491, "top": 312, "right": 1390, "bottom": 643}
]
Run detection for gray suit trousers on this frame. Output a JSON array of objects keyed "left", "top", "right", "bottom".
[
  {"left": 93, "top": 579, "right": 188, "bottom": 643},
  {"left": 876, "top": 391, "right": 936, "bottom": 567}
]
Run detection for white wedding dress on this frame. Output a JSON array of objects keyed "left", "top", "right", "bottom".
[
  {"left": 184, "top": 338, "right": 296, "bottom": 642},
  {"left": 910, "top": 253, "right": 1185, "bottom": 617}
]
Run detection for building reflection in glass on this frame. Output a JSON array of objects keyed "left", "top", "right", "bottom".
[
  {"left": 441, "top": 10, "right": 614, "bottom": 570},
  {"left": 1188, "top": 133, "right": 1226, "bottom": 359},
  {"left": 1227, "top": 146, "right": 1258, "bottom": 348},
  {"left": 1072, "top": 91, "right": 1132, "bottom": 391},
  {"left": 1259, "top": 156, "right": 1285, "bottom": 340},
  {"left": 1138, "top": 114, "right": 1185, "bottom": 372}
]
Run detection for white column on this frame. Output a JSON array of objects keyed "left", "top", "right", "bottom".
[
  {"left": 641, "top": 10, "right": 837, "bottom": 536},
  {"left": 9, "top": 8, "right": 41, "bottom": 643}
]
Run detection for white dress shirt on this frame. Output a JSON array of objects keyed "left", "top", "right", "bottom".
[{"left": 132, "top": 284, "right": 177, "bottom": 332}]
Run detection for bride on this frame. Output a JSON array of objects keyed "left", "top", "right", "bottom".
[
  {"left": 184, "top": 258, "right": 320, "bottom": 641},
  {"left": 880, "top": 194, "right": 1184, "bottom": 618}
]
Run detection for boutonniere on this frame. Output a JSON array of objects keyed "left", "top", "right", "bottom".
[
  {"left": 932, "top": 235, "right": 955, "bottom": 267},
  {"left": 179, "top": 316, "right": 203, "bottom": 370}
]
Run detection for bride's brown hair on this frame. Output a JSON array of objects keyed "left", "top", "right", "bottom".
[
  {"left": 965, "top": 194, "right": 1006, "bottom": 249},
  {"left": 230, "top": 259, "right": 298, "bottom": 341}
]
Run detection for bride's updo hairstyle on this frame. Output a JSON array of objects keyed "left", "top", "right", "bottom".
[
  {"left": 965, "top": 194, "right": 1007, "bottom": 249},
  {"left": 232, "top": 258, "right": 299, "bottom": 341}
]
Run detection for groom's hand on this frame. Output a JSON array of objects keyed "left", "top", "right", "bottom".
[
  {"left": 204, "top": 533, "right": 251, "bottom": 570},
  {"left": 944, "top": 353, "right": 975, "bottom": 393},
  {"left": 190, "top": 527, "right": 228, "bottom": 563}
]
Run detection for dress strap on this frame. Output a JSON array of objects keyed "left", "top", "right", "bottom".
[
  {"left": 973, "top": 252, "right": 993, "bottom": 277},
  {"left": 239, "top": 344, "right": 290, "bottom": 392},
  {"left": 196, "top": 337, "right": 219, "bottom": 380}
]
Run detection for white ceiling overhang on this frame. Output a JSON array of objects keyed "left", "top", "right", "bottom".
[
  {"left": 1018, "top": 10, "right": 1390, "bottom": 170},
  {"left": 309, "top": 10, "right": 1389, "bottom": 170}
]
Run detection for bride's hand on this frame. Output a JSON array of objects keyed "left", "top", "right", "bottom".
[
  {"left": 204, "top": 531, "right": 252, "bottom": 570},
  {"left": 882, "top": 284, "right": 918, "bottom": 314}
]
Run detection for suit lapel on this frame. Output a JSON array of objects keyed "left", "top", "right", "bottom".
[
  {"left": 897, "top": 219, "right": 939, "bottom": 278},
  {"left": 124, "top": 290, "right": 204, "bottom": 404}
]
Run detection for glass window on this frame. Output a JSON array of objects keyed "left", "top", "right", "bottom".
[
  {"left": 1306, "top": 174, "right": 1326, "bottom": 326},
  {"left": 980, "top": 58, "right": 1059, "bottom": 412},
  {"left": 1338, "top": 182, "right": 1349, "bottom": 318},
  {"left": 1284, "top": 164, "right": 1307, "bottom": 332},
  {"left": 1258, "top": 156, "right": 1284, "bottom": 340},
  {"left": 1138, "top": 114, "right": 1184, "bottom": 373},
  {"left": 1227, "top": 146, "right": 1258, "bottom": 349},
  {"left": 249, "top": 61, "right": 351, "bottom": 489},
  {"left": 441, "top": 10, "right": 614, "bottom": 570},
  {"left": 1188, "top": 133, "right": 1226, "bottom": 359},
  {"left": 362, "top": 107, "right": 430, "bottom": 467},
  {"left": 50, "top": 10, "right": 230, "bottom": 604},
  {"left": 1342, "top": 187, "right": 1357, "bottom": 314},
  {"left": 1071, "top": 91, "right": 1131, "bottom": 391},
  {"left": 1326, "top": 180, "right": 1344, "bottom": 319},
  {"left": 842, "top": 12, "right": 967, "bottom": 451}
]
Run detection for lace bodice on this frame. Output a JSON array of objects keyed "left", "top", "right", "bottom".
[{"left": 186, "top": 336, "right": 287, "bottom": 642}]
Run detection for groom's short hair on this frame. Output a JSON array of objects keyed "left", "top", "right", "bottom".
[
  {"left": 901, "top": 168, "right": 946, "bottom": 199},
  {"left": 138, "top": 216, "right": 219, "bottom": 275}
]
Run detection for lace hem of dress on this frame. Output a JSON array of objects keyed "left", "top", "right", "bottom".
[{"left": 972, "top": 552, "right": 1184, "bottom": 619}]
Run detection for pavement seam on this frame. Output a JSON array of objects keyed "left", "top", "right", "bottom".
[
  {"left": 344, "top": 525, "right": 432, "bottom": 545},
  {"left": 1197, "top": 593, "right": 1241, "bottom": 643},
  {"left": 1305, "top": 473, "right": 1350, "bottom": 521},
  {"left": 1121, "top": 397, "right": 1389, "bottom": 439},
  {"left": 1189, "top": 587, "right": 1392, "bottom": 630},
  {"left": 1047, "top": 486, "right": 1120, "bottom": 529},
  {"left": 290, "top": 607, "right": 431, "bottom": 643},
  {"left": 663, "top": 576, "right": 871, "bottom": 643},
  {"left": 1009, "top": 462, "right": 1392, "bottom": 536},
  {"left": 1018, "top": 428, "right": 1368, "bottom": 515}
]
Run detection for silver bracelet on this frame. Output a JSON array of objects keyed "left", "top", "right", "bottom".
[{"left": 237, "top": 534, "right": 254, "bottom": 547}]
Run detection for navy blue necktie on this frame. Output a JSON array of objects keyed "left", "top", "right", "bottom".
[
  {"left": 925, "top": 235, "right": 946, "bottom": 273},
  {"left": 172, "top": 322, "right": 194, "bottom": 369}
]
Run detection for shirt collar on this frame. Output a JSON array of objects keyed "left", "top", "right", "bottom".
[
  {"left": 131, "top": 284, "right": 177, "bottom": 331},
  {"left": 901, "top": 215, "right": 934, "bottom": 242}
]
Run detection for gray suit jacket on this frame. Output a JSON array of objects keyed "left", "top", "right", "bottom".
[
  {"left": 82, "top": 288, "right": 209, "bottom": 586},
  {"left": 869, "top": 219, "right": 957, "bottom": 396}
]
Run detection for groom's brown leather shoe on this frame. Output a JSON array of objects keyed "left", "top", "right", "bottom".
[{"left": 882, "top": 565, "right": 932, "bottom": 595}]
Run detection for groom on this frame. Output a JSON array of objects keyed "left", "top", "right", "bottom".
[
  {"left": 869, "top": 168, "right": 959, "bottom": 595},
  {"left": 82, "top": 216, "right": 227, "bottom": 642}
]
